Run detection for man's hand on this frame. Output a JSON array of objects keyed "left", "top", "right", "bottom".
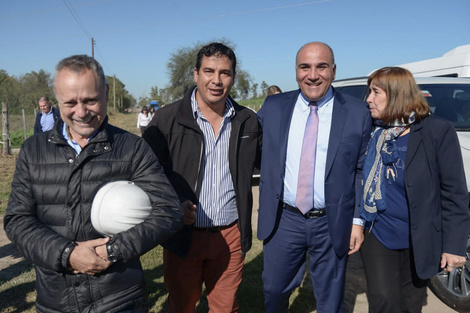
[
  {"left": 441, "top": 252, "right": 466, "bottom": 272},
  {"left": 68, "top": 238, "right": 111, "bottom": 275},
  {"left": 349, "top": 224, "right": 364, "bottom": 255},
  {"left": 182, "top": 200, "right": 197, "bottom": 225},
  {"left": 95, "top": 243, "right": 109, "bottom": 261}
]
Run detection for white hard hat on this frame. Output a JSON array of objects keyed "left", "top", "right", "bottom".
[{"left": 91, "top": 181, "right": 152, "bottom": 237}]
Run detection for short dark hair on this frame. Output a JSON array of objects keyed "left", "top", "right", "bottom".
[
  {"left": 267, "top": 85, "right": 282, "bottom": 95},
  {"left": 368, "top": 67, "right": 430, "bottom": 124},
  {"left": 195, "top": 43, "right": 236, "bottom": 74},
  {"left": 54, "top": 55, "right": 107, "bottom": 93}
]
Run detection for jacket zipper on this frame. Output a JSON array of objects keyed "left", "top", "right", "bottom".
[{"left": 195, "top": 143, "right": 203, "bottom": 192}]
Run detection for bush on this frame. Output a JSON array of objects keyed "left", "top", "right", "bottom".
[{"left": 9, "top": 129, "right": 33, "bottom": 148}]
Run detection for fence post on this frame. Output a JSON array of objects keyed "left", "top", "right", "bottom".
[
  {"left": 22, "top": 108, "right": 27, "bottom": 140},
  {"left": 2, "top": 102, "right": 12, "bottom": 155}
]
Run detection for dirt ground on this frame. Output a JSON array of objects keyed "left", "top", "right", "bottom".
[
  {"left": 0, "top": 186, "right": 457, "bottom": 313},
  {"left": 0, "top": 215, "right": 28, "bottom": 274}
]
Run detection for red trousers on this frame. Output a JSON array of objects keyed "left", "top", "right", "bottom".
[{"left": 164, "top": 222, "right": 244, "bottom": 313}]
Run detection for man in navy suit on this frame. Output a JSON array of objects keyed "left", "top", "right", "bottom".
[
  {"left": 34, "top": 96, "right": 60, "bottom": 134},
  {"left": 257, "top": 42, "right": 372, "bottom": 313}
]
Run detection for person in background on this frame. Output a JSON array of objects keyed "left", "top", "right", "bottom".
[
  {"left": 267, "top": 85, "right": 282, "bottom": 96},
  {"left": 257, "top": 41, "right": 372, "bottom": 313},
  {"left": 33, "top": 96, "right": 60, "bottom": 134},
  {"left": 143, "top": 42, "right": 261, "bottom": 313},
  {"left": 360, "top": 66, "right": 470, "bottom": 313},
  {"left": 149, "top": 106, "right": 156, "bottom": 119},
  {"left": 137, "top": 106, "right": 152, "bottom": 135},
  {"left": 4, "top": 54, "right": 183, "bottom": 313}
]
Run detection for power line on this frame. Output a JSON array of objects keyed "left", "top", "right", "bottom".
[
  {"left": 62, "top": 0, "right": 92, "bottom": 39},
  {"left": 61, "top": 0, "right": 111, "bottom": 74}
]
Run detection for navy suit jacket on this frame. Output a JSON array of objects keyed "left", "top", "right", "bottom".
[
  {"left": 257, "top": 89, "right": 372, "bottom": 256},
  {"left": 403, "top": 114, "right": 469, "bottom": 279}
]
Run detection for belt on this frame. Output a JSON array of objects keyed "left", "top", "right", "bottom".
[
  {"left": 283, "top": 203, "right": 326, "bottom": 218},
  {"left": 194, "top": 220, "right": 238, "bottom": 233}
]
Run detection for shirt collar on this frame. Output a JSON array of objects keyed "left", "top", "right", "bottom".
[
  {"left": 190, "top": 87, "right": 235, "bottom": 119},
  {"left": 299, "top": 86, "right": 334, "bottom": 109},
  {"left": 62, "top": 123, "right": 99, "bottom": 155}
]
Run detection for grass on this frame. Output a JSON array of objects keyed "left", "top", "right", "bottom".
[{"left": 238, "top": 98, "right": 265, "bottom": 112}]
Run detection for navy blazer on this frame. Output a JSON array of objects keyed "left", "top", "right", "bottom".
[
  {"left": 34, "top": 107, "right": 60, "bottom": 134},
  {"left": 404, "top": 114, "right": 470, "bottom": 279},
  {"left": 257, "top": 89, "right": 372, "bottom": 256}
]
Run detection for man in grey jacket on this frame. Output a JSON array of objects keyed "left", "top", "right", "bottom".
[{"left": 4, "top": 55, "right": 183, "bottom": 313}]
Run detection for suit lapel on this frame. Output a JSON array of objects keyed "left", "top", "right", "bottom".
[
  {"left": 405, "top": 121, "right": 424, "bottom": 170},
  {"left": 325, "top": 92, "right": 348, "bottom": 177},
  {"left": 279, "top": 91, "right": 299, "bottom": 166}
]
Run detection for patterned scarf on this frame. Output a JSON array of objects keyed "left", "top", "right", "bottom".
[{"left": 360, "top": 112, "right": 416, "bottom": 222}]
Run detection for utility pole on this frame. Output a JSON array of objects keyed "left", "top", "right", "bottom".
[{"left": 91, "top": 37, "right": 95, "bottom": 58}]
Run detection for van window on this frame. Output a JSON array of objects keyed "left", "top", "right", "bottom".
[
  {"left": 336, "top": 85, "right": 367, "bottom": 100},
  {"left": 336, "top": 81, "right": 470, "bottom": 130},
  {"left": 420, "top": 83, "right": 470, "bottom": 130}
]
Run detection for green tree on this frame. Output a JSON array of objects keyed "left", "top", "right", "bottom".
[
  {"left": 149, "top": 85, "right": 164, "bottom": 105},
  {"left": 159, "top": 87, "right": 171, "bottom": 105},
  {"left": 234, "top": 69, "right": 252, "bottom": 100},
  {"left": 260, "top": 81, "right": 269, "bottom": 98},
  {"left": 251, "top": 83, "right": 259, "bottom": 99},
  {"left": 0, "top": 70, "right": 21, "bottom": 113},
  {"left": 138, "top": 96, "right": 149, "bottom": 108},
  {"left": 166, "top": 44, "right": 200, "bottom": 102},
  {"left": 106, "top": 75, "right": 133, "bottom": 113},
  {"left": 18, "top": 70, "right": 54, "bottom": 112}
]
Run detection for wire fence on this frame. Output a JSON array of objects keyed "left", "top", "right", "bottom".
[{"left": 1, "top": 104, "right": 38, "bottom": 153}]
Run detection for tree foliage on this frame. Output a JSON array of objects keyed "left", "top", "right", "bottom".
[
  {"left": 138, "top": 96, "right": 150, "bottom": 108},
  {"left": 0, "top": 69, "right": 53, "bottom": 114},
  {"left": 0, "top": 69, "right": 133, "bottom": 114},
  {"left": 106, "top": 75, "right": 134, "bottom": 113},
  {"left": 165, "top": 43, "right": 201, "bottom": 102},
  {"left": 18, "top": 70, "right": 54, "bottom": 110},
  {"left": 251, "top": 83, "right": 259, "bottom": 99},
  {"left": 260, "top": 81, "right": 269, "bottom": 98},
  {"left": 149, "top": 86, "right": 164, "bottom": 105},
  {"left": 234, "top": 69, "right": 253, "bottom": 100},
  {"left": 0, "top": 70, "right": 21, "bottom": 112}
]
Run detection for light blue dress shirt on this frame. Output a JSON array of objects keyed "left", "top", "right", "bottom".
[
  {"left": 62, "top": 123, "right": 98, "bottom": 155},
  {"left": 190, "top": 89, "right": 238, "bottom": 227},
  {"left": 283, "top": 87, "right": 334, "bottom": 209},
  {"left": 40, "top": 110, "right": 55, "bottom": 132}
]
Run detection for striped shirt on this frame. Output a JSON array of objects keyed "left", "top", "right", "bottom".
[{"left": 191, "top": 89, "right": 238, "bottom": 227}]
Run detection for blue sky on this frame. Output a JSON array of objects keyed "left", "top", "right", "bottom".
[{"left": 1, "top": 0, "right": 469, "bottom": 100}]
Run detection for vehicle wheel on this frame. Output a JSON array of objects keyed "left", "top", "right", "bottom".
[{"left": 428, "top": 237, "right": 470, "bottom": 312}]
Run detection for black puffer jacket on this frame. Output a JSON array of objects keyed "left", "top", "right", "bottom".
[{"left": 4, "top": 118, "right": 183, "bottom": 313}]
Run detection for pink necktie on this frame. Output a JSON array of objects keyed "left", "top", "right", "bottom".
[{"left": 295, "top": 102, "right": 318, "bottom": 214}]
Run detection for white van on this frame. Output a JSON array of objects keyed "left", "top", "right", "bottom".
[{"left": 395, "top": 44, "right": 470, "bottom": 78}]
